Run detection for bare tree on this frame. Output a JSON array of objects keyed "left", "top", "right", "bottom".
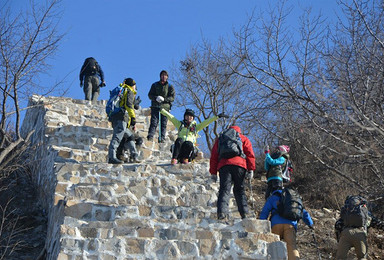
[
  {"left": 0, "top": 0, "right": 65, "bottom": 175},
  {"left": 173, "top": 0, "right": 384, "bottom": 204},
  {"left": 0, "top": 1, "right": 64, "bottom": 258},
  {"left": 221, "top": 0, "right": 384, "bottom": 200},
  {"left": 172, "top": 40, "right": 267, "bottom": 152}
]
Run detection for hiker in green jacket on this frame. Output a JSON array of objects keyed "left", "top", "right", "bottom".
[{"left": 160, "top": 108, "right": 227, "bottom": 165}]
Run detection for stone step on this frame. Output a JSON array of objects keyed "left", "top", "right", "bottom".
[
  {"left": 50, "top": 135, "right": 177, "bottom": 163},
  {"left": 58, "top": 216, "right": 287, "bottom": 259},
  {"left": 55, "top": 161, "right": 212, "bottom": 186},
  {"left": 53, "top": 162, "right": 250, "bottom": 223},
  {"left": 62, "top": 202, "right": 257, "bottom": 224}
]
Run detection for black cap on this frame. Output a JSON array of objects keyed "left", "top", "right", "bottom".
[
  {"left": 124, "top": 78, "right": 136, "bottom": 86},
  {"left": 184, "top": 108, "right": 195, "bottom": 118}
]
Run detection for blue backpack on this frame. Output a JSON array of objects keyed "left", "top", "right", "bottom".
[{"left": 106, "top": 86, "right": 124, "bottom": 120}]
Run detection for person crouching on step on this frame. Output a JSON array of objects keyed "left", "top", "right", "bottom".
[{"left": 160, "top": 108, "right": 227, "bottom": 165}]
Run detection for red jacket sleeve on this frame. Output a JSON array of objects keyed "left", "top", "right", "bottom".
[
  {"left": 209, "top": 139, "right": 219, "bottom": 175},
  {"left": 242, "top": 135, "right": 256, "bottom": 171}
]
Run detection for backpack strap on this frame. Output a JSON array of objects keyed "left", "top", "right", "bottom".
[{"left": 236, "top": 132, "right": 246, "bottom": 158}]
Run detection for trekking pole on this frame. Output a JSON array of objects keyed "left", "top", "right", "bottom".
[
  {"left": 311, "top": 229, "right": 322, "bottom": 260},
  {"left": 249, "top": 176, "right": 255, "bottom": 211},
  {"left": 158, "top": 110, "right": 162, "bottom": 143}
]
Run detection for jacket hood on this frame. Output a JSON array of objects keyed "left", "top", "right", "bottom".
[{"left": 229, "top": 125, "right": 241, "bottom": 133}]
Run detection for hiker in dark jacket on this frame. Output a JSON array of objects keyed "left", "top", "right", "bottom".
[
  {"left": 264, "top": 145, "right": 291, "bottom": 199},
  {"left": 210, "top": 125, "right": 256, "bottom": 220},
  {"left": 147, "top": 70, "right": 175, "bottom": 142},
  {"left": 108, "top": 78, "right": 140, "bottom": 164},
  {"left": 79, "top": 57, "right": 106, "bottom": 102},
  {"left": 260, "top": 189, "right": 314, "bottom": 260},
  {"left": 335, "top": 195, "right": 384, "bottom": 259},
  {"left": 116, "top": 96, "right": 143, "bottom": 163}
]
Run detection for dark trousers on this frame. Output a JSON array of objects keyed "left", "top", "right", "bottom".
[
  {"left": 147, "top": 107, "right": 167, "bottom": 140},
  {"left": 172, "top": 138, "right": 195, "bottom": 162},
  {"left": 265, "top": 179, "right": 283, "bottom": 200},
  {"left": 217, "top": 165, "right": 248, "bottom": 218}
]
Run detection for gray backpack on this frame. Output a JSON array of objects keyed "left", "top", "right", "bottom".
[{"left": 218, "top": 128, "right": 245, "bottom": 159}]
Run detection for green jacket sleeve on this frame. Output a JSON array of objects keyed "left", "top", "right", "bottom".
[
  {"left": 160, "top": 108, "right": 181, "bottom": 128},
  {"left": 196, "top": 115, "right": 219, "bottom": 132}
]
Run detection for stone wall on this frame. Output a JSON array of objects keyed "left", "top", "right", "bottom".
[{"left": 21, "top": 95, "right": 287, "bottom": 259}]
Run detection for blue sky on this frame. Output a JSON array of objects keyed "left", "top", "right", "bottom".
[{"left": 12, "top": 0, "right": 340, "bottom": 110}]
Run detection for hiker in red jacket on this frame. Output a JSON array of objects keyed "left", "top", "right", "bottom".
[{"left": 209, "top": 125, "right": 256, "bottom": 220}]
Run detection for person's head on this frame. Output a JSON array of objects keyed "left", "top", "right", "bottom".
[
  {"left": 160, "top": 70, "right": 168, "bottom": 83},
  {"left": 124, "top": 78, "right": 136, "bottom": 89},
  {"left": 184, "top": 108, "right": 195, "bottom": 124}
]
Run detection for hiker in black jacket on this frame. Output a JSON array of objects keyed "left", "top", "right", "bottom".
[{"left": 79, "top": 57, "right": 106, "bottom": 102}]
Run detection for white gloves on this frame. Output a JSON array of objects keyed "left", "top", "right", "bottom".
[{"left": 156, "top": 96, "right": 164, "bottom": 103}]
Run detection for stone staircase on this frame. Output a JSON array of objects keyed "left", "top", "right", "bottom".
[{"left": 21, "top": 95, "right": 287, "bottom": 259}]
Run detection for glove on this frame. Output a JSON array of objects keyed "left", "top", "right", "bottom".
[
  {"left": 134, "top": 96, "right": 142, "bottom": 109},
  {"left": 130, "top": 117, "right": 136, "bottom": 127},
  {"left": 245, "top": 170, "right": 254, "bottom": 180},
  {"left": 264, "top": 145, "right": 270, "bottom": 154},
  {"left": 211, "top": 175, "right": 218, "bottom": 183},
  {"left": 80, "top": 81, "right": 83, "bottom": 88},
  {"left": 217, "top": 112, "right": 229, "bottom": 118},
  {"left": 99, "top": 82, "right": 106, "bottom": 87},
  {"left": 156, "top": 96, "right": 164, "bottom": 103}
]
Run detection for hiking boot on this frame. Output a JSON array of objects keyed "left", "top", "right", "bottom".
[
  {"left": 171, "top": 158, "right": 178, "bottom": 165},
  {"left": 129, "top": 156, "right": 142, "bottom": 163},
  {"left": 108, "top": 157, "right": 123, "bottom": 164},
  {"left": 117, "top": 154, "right": 129, "bottom": 163},
  {"left": 147, "top": 136, "right": 153, "bottom": 141},
  {"left": 241, "top": 213, "right": 249, "bottom": 219},
  {"left": 218, "top": 213, "right": 227, "bottom": 220},
  {"left": 182, "top": 158, "right": 189, "bottom": 164}
]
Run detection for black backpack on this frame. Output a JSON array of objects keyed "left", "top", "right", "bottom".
[
  {"left": 277, "top": 188, "right": 303, "bottom": 221},
  {"left": 81, "top": 57, "right": 98, "bottom": 75},
  {"left": 340, "top": 195, "right": 370, "bottom": 228},
  {"left": 218, "top": 128, "right": 245, "bottom": 159}
]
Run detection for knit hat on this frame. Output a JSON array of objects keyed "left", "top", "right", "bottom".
[
  {"left": 278, "top": 145, "right": 290, "bottom": 153},
  {"left": 184, "top": 108, "right": 195, "bottom": 118},
  {"left": 124, "top": 78, "right": 136, "bottom": 87}
]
